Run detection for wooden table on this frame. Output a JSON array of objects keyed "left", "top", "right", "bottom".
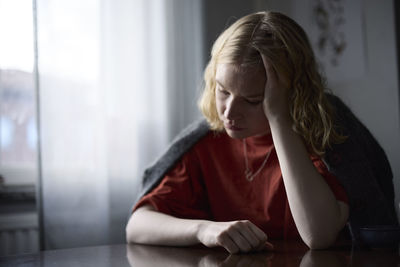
[{"left": 0, "top": 241, "right": 399, "bottom": 266}]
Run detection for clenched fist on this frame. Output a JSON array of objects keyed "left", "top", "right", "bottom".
[{"left": 197, "top": 220, "right": 274, "bottom": 254}]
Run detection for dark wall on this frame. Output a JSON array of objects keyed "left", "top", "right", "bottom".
[
  {"left": 395, "top": 0, "right": 400, "bottom": 114},
  {"left": 202, "top": 0, "right": 257, "bottom": 64}
]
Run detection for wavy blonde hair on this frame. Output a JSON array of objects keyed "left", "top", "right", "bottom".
[{"left": 199, "top": 11, "right": 346, "bottom": 156}]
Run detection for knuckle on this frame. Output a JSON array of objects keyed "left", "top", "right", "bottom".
[
  {"left": 239, "top": 220, "right": 252, "bottom": 228},
  {"left": 237, "top": 220, "right": 246, "bottom": 227},
  {"left": 218, "top": 231, "right": 231, "bottom": 243},
  {"left": 216, "top": 235, "right": 224, "bottom": 246},
  {"left": 251, "top": 239, "right": 261, "bottom": 248},
  {"left": 233, "top": 221, "right": 246, "bottom": 229},
  {"left": 236, "top": 239, "right": 251, "bottom": 252},
  {"left": 226, "top": 225, "right": 236, "bottom": 232}
]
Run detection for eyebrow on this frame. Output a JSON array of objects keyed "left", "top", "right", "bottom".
[
  {"left": 215, "top": 80, "right": 225, "bottom": 88},
  {"left": 216, "top": 80, "right": 263, "bottom": 99},
  {"left": 245, "top": 94, "right": 264, "bottom": 99}
]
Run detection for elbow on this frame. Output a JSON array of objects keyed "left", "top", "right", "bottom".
[
  {"left": 126, "top": 205, "right": 156, "bottom": 244},
  {"left": 126, "top": 221, "right": 143, "bottom": 244},
  {"left": 304, "top": 203, "right": 349, "bottom": 250},
  {"left": 125, "top": 221, "right": 134, "bottom": 244},
  {"left": 125, "top": 214, "right": 140, "bottom": 244},
  {"left": 302, "top": 231, "right": 339, "bottom": 250}
]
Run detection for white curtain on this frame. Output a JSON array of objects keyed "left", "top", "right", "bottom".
[{"left": 36, "top": 0, "right": 203, "bottom": 249}]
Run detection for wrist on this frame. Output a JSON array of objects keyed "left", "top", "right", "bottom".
[
  {"left": 194, "top": 220, "right": 209, "bottom": 243},
  {"left": 267, "top": 113, "right": 292, "bottom": 129}
]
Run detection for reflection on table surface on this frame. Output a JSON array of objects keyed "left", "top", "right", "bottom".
[{"left": 0, "top": 240, "right": 399, "bottom": 267}]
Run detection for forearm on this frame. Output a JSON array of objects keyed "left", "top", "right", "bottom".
[
  {"left": 269, "top": 116, "right": 348, "bottom": 249},
  {"left": 126, "top": 205, "right": 205, "bottom": 246},
  {"left": 126, "top": 205, "right": 272, "bottom": 254}
]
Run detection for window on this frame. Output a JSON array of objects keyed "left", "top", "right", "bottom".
[
  {"left": 0, "top": 0, "right": 38, "bottom": 185},
  {"left": 0, "top": 0, "right": 39, "bottom": 256}
]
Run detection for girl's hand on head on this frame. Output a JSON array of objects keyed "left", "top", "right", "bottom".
[
  {"left": 259, "top": 53, "right": 291, "bottom": 122},
  {"left": 196, "top": 220, "right": 274, "bottom": 254}
]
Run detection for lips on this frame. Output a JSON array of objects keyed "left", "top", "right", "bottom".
[{"left": 225, "top": 123, "right": 244, "bottom": 131}]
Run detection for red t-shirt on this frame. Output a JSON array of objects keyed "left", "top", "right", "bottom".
[{"left": 134, "top": 131, "right": 348, "bottom": 240}]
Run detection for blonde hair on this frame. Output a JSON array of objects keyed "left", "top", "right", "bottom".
[{"left": 199, "top": 11, "right": 346, "bottom": 156}]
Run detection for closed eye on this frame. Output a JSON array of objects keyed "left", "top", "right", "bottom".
[
  {"left": 217, "top": 88, "right": 230, "bottom": 95},
  {"left": 246, "top": 99, "right": 262, "bottom": 105}
]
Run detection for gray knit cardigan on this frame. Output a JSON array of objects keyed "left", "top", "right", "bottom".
[{"left": 133, "top": 94, "right": 398, "bottom": 243}]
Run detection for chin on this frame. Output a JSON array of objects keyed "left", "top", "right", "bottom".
[
  {"left": 225, "top": 128, "right": 270, "bottom": 139},
  {"left": 225, "top": 129, "right": 250, "bottom": 139}
]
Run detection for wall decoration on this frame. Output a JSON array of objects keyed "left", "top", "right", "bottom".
[
  {"left": 292, "top": 0, "right": 366, "bottom": 84},
  {"left": 313, "top": 0, "right": 346, "bottom": 67}
]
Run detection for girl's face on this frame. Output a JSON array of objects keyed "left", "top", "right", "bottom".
[{"left": 215, "top": 63, "right": 271, "bottom": 139}]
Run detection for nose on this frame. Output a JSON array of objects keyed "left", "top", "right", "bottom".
[{"left": 224, "top": 97, "right": 243, "bottom": 121}]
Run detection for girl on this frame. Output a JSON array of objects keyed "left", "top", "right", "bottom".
[{"left": 126, "top": 11, "right": 397, "bottom": 253}]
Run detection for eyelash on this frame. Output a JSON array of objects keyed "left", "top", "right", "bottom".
[
  {"left": 219, "top": 89, "right": 229, "bottom": 95},
  {"left": 217, "top": 88, "right": 261, "bottom": 105},
  {"left": 246, "top": 100, "right": 262, "bottom": 105}
]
